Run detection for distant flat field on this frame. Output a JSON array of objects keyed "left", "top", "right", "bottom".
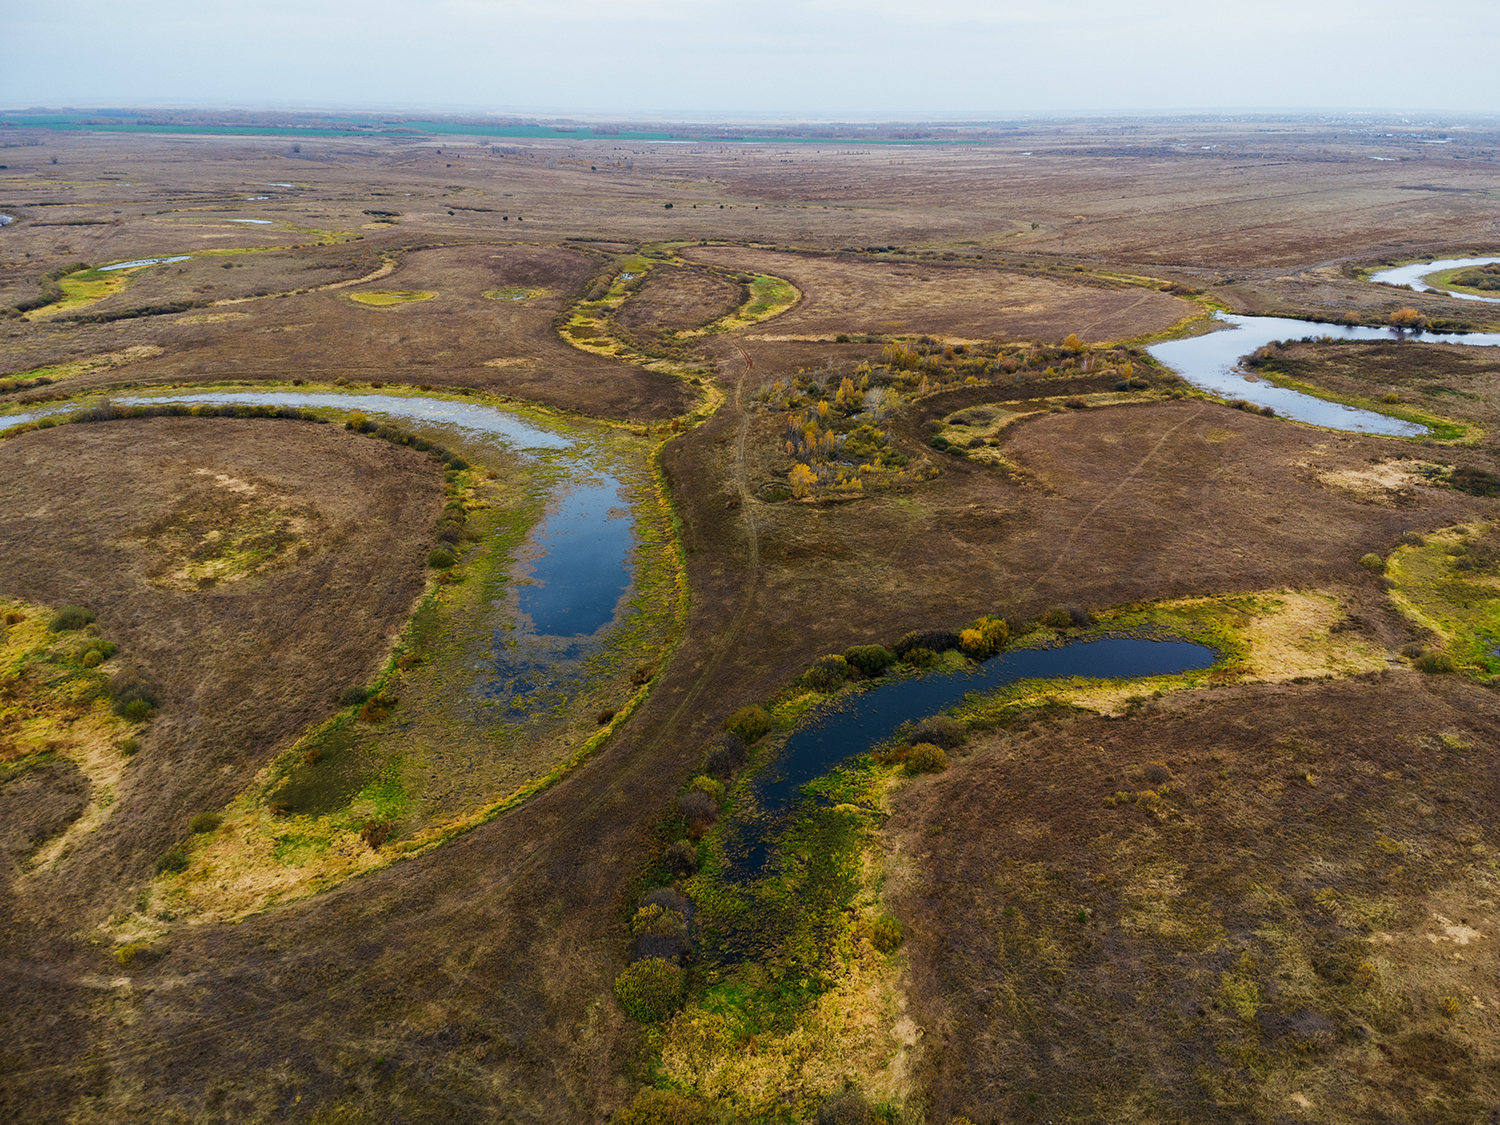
[{"left": 682, "top": 244, "right": 1194, "bottom": 342}]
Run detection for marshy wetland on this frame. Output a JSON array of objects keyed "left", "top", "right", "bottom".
[{"left": 3, "top": 115, "right": 1500, "bottom": 1125}]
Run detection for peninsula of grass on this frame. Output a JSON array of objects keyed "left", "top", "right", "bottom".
[
  {"left": 1385, "top": 523, "right": 1500, "bottom": 676},
  {"left": 1423, "top": 263, "right": 1500, "bottom": 297},
  {"left": 346, "top": 289, "right": 437, "bottom": 306}
]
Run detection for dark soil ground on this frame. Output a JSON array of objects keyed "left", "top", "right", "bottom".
[
  {"left": 2, "top": 121, "right": 1500, "bottom": 1123},
  {"left": 0, "top": 417, "right": 441, "bottom": 932},
  {"left": 888, "top": 673, "right": 1500, "bottom": 1125},
  {"left": 682, "top": 245, "right": 1194, "bottom": 343}
]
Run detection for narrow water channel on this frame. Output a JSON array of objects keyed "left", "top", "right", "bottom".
[
  {"left": 1148, "top": 312, "right": 1500, "bottom": 435},
  {"left": 1369, "top": 256, "right": 1500, "bottom": 304},
  {"left": 728, "top": 637, "right": 1217, "bottom": 876}
]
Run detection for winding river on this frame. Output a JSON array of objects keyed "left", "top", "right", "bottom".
[
  {"left": 1149, "top": 312, "right": 1500, "bottom": 435},
  {"left": 1369, "top": 256, "right": 1500, "bottom": 304}
]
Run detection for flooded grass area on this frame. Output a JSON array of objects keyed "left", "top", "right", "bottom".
[{"left": 85, "top": 389, "right": 686, "bottom": 924}]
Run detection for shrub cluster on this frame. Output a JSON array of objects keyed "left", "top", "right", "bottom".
[
  {"left": 724, "top": 704, "right": 771, "bottom": 744},
  {"left": 48, "top": 605, "right": 95, "bottom": 631},
  {"left": 1040, "top": 604, "right": 1092, "bottom": 629},
  {"left": 632, "top": 889, "right": 694, "bottom": 962},
  {"left": 843, "top": 643, "right": 895, "bottom": 677},
  {"left": 613, "top": 956, "right": 684, "bottom": 1023},
  {"left": 893, "top": 630, "right": 960, "bottom": 658},
  {"left": 189, "top": 812, "right": 222, "bottom": 834},
  {"left": 110, "top": 672, "right": 158, "bottom": 722},
  {"left": 958, "top": 615, "right": 1008, "bottom": 658},
  {"left": 799, "top": 653, "right": 850, "bottom": 692},
  {"left": 703, "top": 731, "right": 748, "bottom": 779},
  {"left": 906, "top": 716, "right": 966, "bottom": 750},
  {"left": 903, "top": 742, "right": 949, "bottom": 775}
]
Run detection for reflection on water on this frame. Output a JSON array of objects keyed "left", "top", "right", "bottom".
[
  {"left": 1149, "top": 313, "right": 1500, "bottom": 435},
  {"left": 98, "top": 255, "right": 192, "bottom": 272},
  {"left": 518, "top": 478, "right": 633, "bottom": 636},
  {"left": 477, "top": 476, "right": 637, "bottom": 716},
  {"left": 1369, "top": 256, "right": 1500, "bottom": 304},
  {"left": 111, "top": 391, "right": 574, "bottom": 448}
]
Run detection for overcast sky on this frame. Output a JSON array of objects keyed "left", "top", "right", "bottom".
[{"left": 5, "top": 0, "right": 1498, "bottom": 118}]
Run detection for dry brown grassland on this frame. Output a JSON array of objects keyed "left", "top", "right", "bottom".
[{"left": 1, "top": 118, "right": 1499, "bottom": 1124}]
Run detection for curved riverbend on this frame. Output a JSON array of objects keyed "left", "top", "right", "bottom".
[
  {"left": 732, "top": 637, "right": 1217, "bottom": 874},
  {"left": 1149, "top": 312, "right": 1500, "bottom": 436},
  {"left": 1369, "top": 256, "right": 1500, "bottom": 304}
]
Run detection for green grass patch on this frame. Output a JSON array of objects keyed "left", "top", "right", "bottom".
[
  {"left": 1250, "top": 363, "right": 1473, "bottom": 442},
  {"left": 346, "top": 289, "right": 436, "bottom": 306},
  {"left": 1422, "top": 264, "right": 1500, "bottom": 297},
  {"left": 1386, "top": 524, "right": 1500, "bottom": 676},
  {"left": 685, "top": 272, "right": 799, "bottom": 336},
  {"left": 483, "top": 286, "right": 543, "bottom": 301}
]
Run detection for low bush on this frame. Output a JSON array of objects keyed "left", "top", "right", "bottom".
[
  {"left": 724, "top": 705, "right": 771, "bottom": 744},
  {"left": 1040, "top": 603, "right": 1092, "bottom": 629},
  {"left": 843, "top": 644, "right": 895, "bottom": 677},
  {"left": 120, "top": 737, "right": 140, "bottom": 757},
  {"left": 428, "top": 547, "right": 456, "bottom": 569},
  {"left": 958, "top": 615, "right": 1009, "bottom": 658},
  {"left": 1359, "top": 552, "right": 1385, "bottom": 571},
  {"left": 1414, "top": 651, "right": 1458, "bottom": 674},
  {"left": 800, "top": 653, "right": 850, "bottom": 692},
  {"left": 893, "top": 630, "right": 960, "bottom": 657},
  {"left": 632, "top": 902, "right": 690, "bottom": 938},
  {"left": 678, "top": 790, "right": 718, "bottom": 836},
  {"left": 188, "top": 812, "right": 221, "bottom": 834},
  {"left": 49, "top": 605, "right": 95, "bottom": 632},
  {"left": 663, "top": 840, "right": 699, "bottom": 878},
  {"left": 900, "top": 647, "right": 940, "bottom": 669},
  {"left": 907, "top": 715, "right": 965, "bottom": 750},
  {"left": 1450, "top": 465, "right": 1500, "bottom": 497},
  {"left": 868, "top": 914, "right": 903, "bottom": 953},
  {"left": 703, "top": 731, "right": 748, "bottom": 778},
  {"left": 78, "top": 639, "right": 116, "bottom": 668},
  {"left": 339, "top": 685, "right": 371, "bottom": 707},
  {"left": 111, "top": 674, "right": 158, "bottom": 721},
  {"left": 360, "top": 820, "right": 391, "bottom": 848},
  {"left": 155, "top": 848, "right": 188, "bottom": 874},
  {"left": 688, "top": 775, "right": 725, "bottom": 804},
  {"left": 904, "top": 743, "right": 949, "bottom": 775},
  {"left": 613, "top": 957, "right": 684, "bottom": 1022}
]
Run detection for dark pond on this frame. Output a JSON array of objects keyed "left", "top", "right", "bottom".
[{"left": 728, "top": 637, "right": 1216, "bottom": 876}]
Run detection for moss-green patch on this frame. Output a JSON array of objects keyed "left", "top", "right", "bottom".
[
  {"left": 346, "top": 289, "right": 436, "bottom": 306},
  {"left": 0, "top": 345, "right": 165, "bottom": 394},
  {"left": 23, "top": 265, "right": 135, "bottom": 319},
  {"left": 1386, "top": 523, "right": 1500, "bottom": 675},
  {"left": 683, "top": 273, "right": 799, "bottom": 337},
  {"left": 1250, "top": 360, "right": 1474, "bottom": 443}
]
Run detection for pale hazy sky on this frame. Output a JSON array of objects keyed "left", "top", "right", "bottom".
[{"left": 5, "top": 0, "right": 1498, "bottom": 118}]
